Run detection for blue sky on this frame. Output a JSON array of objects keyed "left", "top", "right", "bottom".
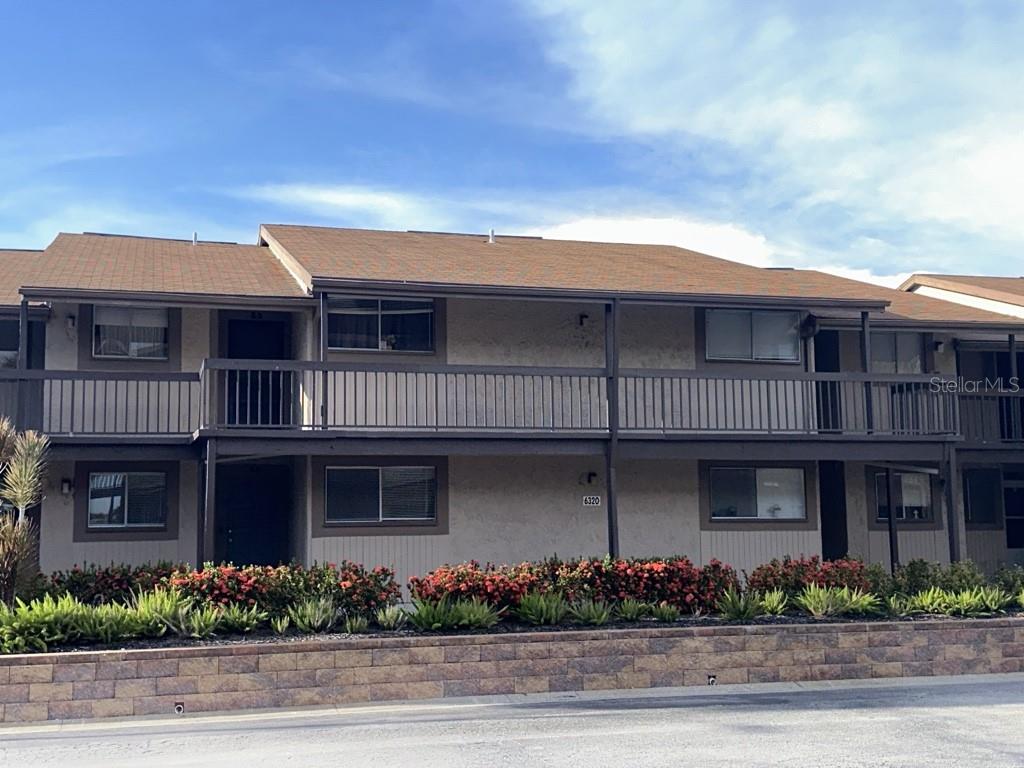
[{"left": 2, "top": 1, "right": 1022, "bottom": 284}]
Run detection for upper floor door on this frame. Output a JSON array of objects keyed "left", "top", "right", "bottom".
[{"left": 221, "top": 312, "right": 293, "bottom": 427}]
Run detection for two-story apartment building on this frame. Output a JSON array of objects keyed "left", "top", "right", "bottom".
[{"left": 3, "top": 227, "right": 1023, "bottom": 585}]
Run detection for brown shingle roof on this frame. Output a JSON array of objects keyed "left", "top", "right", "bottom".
[
  {"left": 792, "top": 269, "right": 1023, "bottom": 326},
  {"left": 260, "top": 224, "right": 887, "bottom": 307},
  {"left": 0, "top": 249, "right": 43, "bottom": 307},
  {"left": 22, "top": 233, "right": 307, "bottom": 300},
  {"left": 900, "top": 273, "right": 1024, "bottom": 307}
]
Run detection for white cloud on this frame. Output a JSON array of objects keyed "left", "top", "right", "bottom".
[
  {"left": 236, "top": 183, "right": 448, "bottom": 231},
  {"left": 531, "top": 215, "right": 775, "bottom": 267},
  {"left": 524, "top": 1, "right": 1024, "bottom": 269}
]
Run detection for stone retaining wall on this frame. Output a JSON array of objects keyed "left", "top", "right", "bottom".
[{"left": 2, "top": 618, "right": 1023, "bottom": 724}]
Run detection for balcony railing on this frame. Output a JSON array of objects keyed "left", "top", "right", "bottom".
[
  {"left": 0, "top": 362, "right": 962, "bottom": 441},
  {"left": 199, "top": 360, "right": 609, "bottom": 433},
  {"left": 0, "top": 369, "right": 200, "bottom": 437},
  {"left": 618, "top": 370, "right": 959, "bottom": 437},
  {"left": 960, "top": 390, "right": 1024, "bottom": 444}
]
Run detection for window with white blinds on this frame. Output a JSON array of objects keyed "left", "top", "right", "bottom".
[{"left": 93, "top": 306, "right": 170, "bottom": 359}]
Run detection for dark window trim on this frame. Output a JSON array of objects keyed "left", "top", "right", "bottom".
[
  {"left": 697, "top": 309, "right": 805, "bottom": 369},
  {"left": 864, "top": 466, "right": 943, "bottom": 531},
  {"left": 73, "top": 461, "right": 180, "bottom": 542},
  {"left": 324, "top": 465, "right": 437, "bottom": 525},
  {"left": 324, "top": 298, "right": 447, "bottom": 364},
  {"left": 699, "top": 460, "right": 818, "bottom": 531},
  {"left": 869, "top": 330, "right": 926, "bottom": 375},
  {"left": 963, "top": 465, "right": 1005, "bottom": 531},
  {"left": 86, "top": 470, "right": 169, "bottom": 530},
  {"left": 77, "top": 304, "right": 182, "bottom": 372},
  {"left": 327, "top": 297, "right": 436, "bottom": 353},
  {"left": 311, "top": 456, "right": 448, "bottom": 537}
]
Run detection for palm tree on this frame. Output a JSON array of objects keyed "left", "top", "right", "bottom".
[{"left": 0, "top": 416, "right": 49, "bottom": 604}]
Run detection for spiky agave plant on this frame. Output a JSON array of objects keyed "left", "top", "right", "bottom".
[
  {"left": 0, "top": 420, "right": 49, "bottom": 605},
  {"left": 1, "top": 429, "right": 49, "bottom": 524}
]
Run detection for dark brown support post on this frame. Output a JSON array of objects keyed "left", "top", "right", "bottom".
[
  {"left": 860, "top": 311, "right": 874, "bottom": 432},
  {"left": 16, "top": 298, "right": 28, "bottom": 427},
  {"left": 943, "top": 443, "right": 960, "bottom": 563},
  {"left": 319, "top": 292, "right": 329, "bottom": 429},
  {"left": 1009, "top": 333, "right": 1018, "bottom": 440},
  {"left": 200, "top": 438, "right": 217, "bottom": 567},
  {"left": 886, "top": 466, "right": 900, "bottom": 574},
  {"left": 604, "top": 299, "right": 620, "bottom": 558}
]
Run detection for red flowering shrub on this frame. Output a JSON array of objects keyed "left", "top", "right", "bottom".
[
  {"left": 48, "top": 562, "right": 182, "bottom": 605},
  {"left": 168, "top": 564, "right": 270, "bottom": 608},
  {"left": 408, "top": 561, "right": 540, "bottom": 608},
  {"left": 745, "top": 556, "right": 869, "bottom": 596},
  {"left": 554, "top": 557, "right": 736, "bottom": 613},
  {"left": 410, "top": 557, "right": 738, "bottom": 614},
  {"left": 46, "top": 561, "right": 399, "bottom": 617},
  {"left": 170, "top": 562, "right": 400, "bottom": 616}
]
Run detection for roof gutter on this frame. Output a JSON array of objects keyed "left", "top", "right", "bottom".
[
  {"left": 308, "top": 277, "right": 890, "bottom": 312},
  {"left": 18, "top": 286, "right": 316, "bottom": 309}
]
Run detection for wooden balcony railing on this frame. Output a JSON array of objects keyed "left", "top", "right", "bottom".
[
  {"left": 0, "top": 363, "right": 962, "bottom": 441},
  {"left": 618, "top": 370, "right": 960, "bottom": 437},
  {"left": 199, "top": 360, "right": 608, "bottom": 433},
  {"left": 0, "top": 369, "right": 200, "bottom": 437},
  {"left": 960, "top": 390, "right": 1024, "bottom": 444}
]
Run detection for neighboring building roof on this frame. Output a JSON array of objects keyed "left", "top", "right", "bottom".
[
  {"left": 19, "top": 233, "right": 308, "bottom": 301},
  {"left": 259, "top": 224, "right": 888, "bottom": 309},
  {"left": 900, "top": 273, "right": 1024, "bottom": 307},
  {"left": 0, "top": 249, "right": 42, "bottom": 307},
  {"left": 789, "top": 270, "right": 1024, "bottom": 327}
]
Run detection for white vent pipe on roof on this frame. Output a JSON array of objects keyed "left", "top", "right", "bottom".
[{"left": 488, "top": 228, "right": 495, "bottom": 244}]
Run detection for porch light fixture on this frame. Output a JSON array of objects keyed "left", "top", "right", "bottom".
[
  {"left": 579, "top": 471, "right": 598, "bottom": 485},
  {"left": 60, "top": 478, "right": 74, "bottom": 496},
  {"left": 933, "top": 340, "right": 945, "bottom": 353}
]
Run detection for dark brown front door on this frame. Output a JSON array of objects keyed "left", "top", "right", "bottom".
[{"left": 214, "top": 463, "right": 292, "bottom": 566}]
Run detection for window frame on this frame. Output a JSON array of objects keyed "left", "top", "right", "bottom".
[
  {"left": 323, "top": 465, "right": 438, "bottom": 526},
  {"left": 0, "top": 319, "right": 18, "bottom": 369},
  {"left": 326, "top": 298, "right": 436, "bottom": 353},
  {"left": 92, "top": 305, "right": 171, "bottom": 361},
  {"left": 866, "top": 467, "right": 939, "bottom": 528},
  {"left": 86, "top": 471, "right": 169, "bottom": 530},
  {"left": 704, "top": 309, "right": 802, "bottom": 364},
  {"left": 870, "top": 331, "right": 924, "bottom": 375},
  {"left": 963, "top": 467, "right": 1004, "bottom": 530},
  {"left": 705, "top": 464, "right": 810, "bottom": 524}
]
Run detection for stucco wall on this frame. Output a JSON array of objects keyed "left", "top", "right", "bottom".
[
  {"left": 445, "top": 299, "right": 696, "bottom": 369},
  {"left": 44, "top": 303, "right": 78, "bottom": 370},
  {"left": 38, "top": 460, "right": 200, "bottom": 572}
]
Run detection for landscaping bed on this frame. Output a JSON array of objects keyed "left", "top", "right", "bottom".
[{"left": 5, "top": 556, "right": 1024, "bottom": 656}]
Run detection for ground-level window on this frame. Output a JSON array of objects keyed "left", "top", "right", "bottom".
[
  {"left": 93, "top": 306, "right": 170, "bottom": 359},
  {"left": 709, "top": 467, "right": 806, "bottom": 520},
  {"left": 327, "top": 299, "right": 434, "bottom": 352},
  {"left": 873, "top": 470, "right": 933, "bottom": 522},
  {"left": 963, "top": 468, "right": 1002, "bottom": 526},
  {"left": 325, "top": 466, "right": 436, "bottom": 524},
  {"left": 705, "top": 309, "right": 801, "bottom": 362},
  {"left": 0, "top": 319, "right": 18, "bottom": 368},
  {"left": 87, "top": 472, "right": 168, "bottom": 529},
  {"left": 870, "top": 332, "right": 923, "bottom": 374}
]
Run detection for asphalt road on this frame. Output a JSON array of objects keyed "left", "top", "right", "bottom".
[{"left": 2, "top": 674, "right": 1023, "bottom": 768}]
